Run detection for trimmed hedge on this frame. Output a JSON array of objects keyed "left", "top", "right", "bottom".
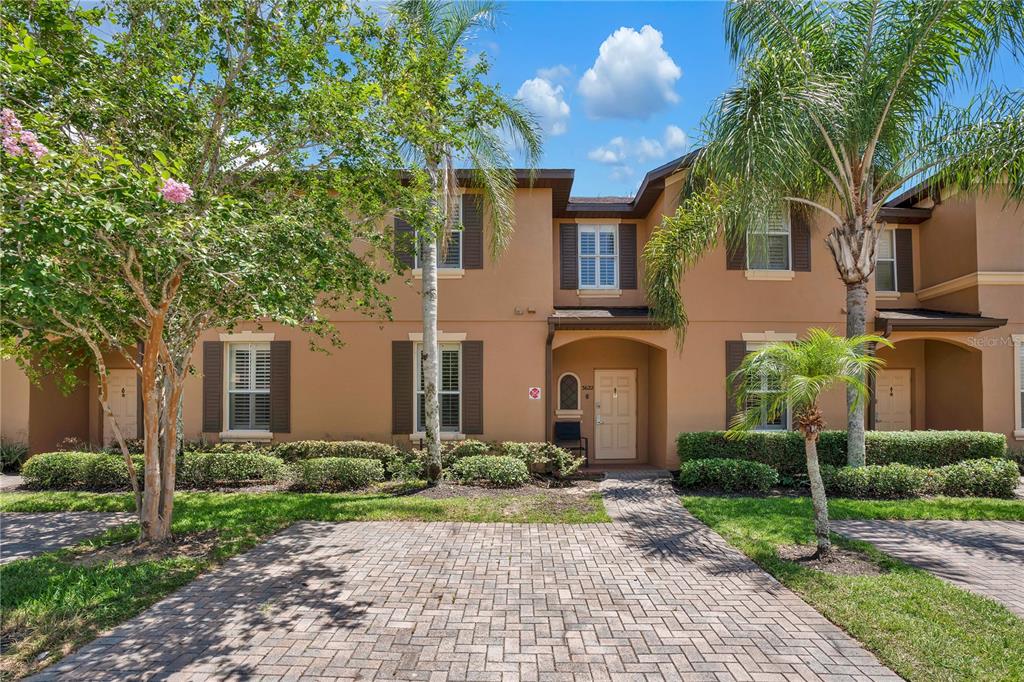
[
  {"left": 677, "top": 458, "right": 779, "bottom": 493},
  {"left": 289, "top": 457, "right": 385, "bottom": 491},
  {"left": 821, "top": 458, "right": 1019, "bottom": 499},
  {"left": 677, "top": 430, "right": 1008, "bottom": 476},
  {"left": 451, "top": 455, "right": 529, "bottom": 487},
  {"left": 22, "top": 452, "right": 142, "bottom": 491},
  {"left": 272, "top": 440, "right": 400, "bottom": 464},
  {"left": 177, "top": 452, "right": 284, "bottom": 488}
]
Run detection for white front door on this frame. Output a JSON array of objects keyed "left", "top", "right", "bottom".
[
  {"left": 876, "top": 369, "right": 911, "bottom": 431},
  {"left": 594, "top": 369, "right": 637, "bottom": 459},
  {"left": 105, "top": 369, "right": 138, "bottom": 446}
]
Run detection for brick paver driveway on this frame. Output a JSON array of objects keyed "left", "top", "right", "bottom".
[
  {"left": 36, "top": 477, "right": 897, "bottom": 681},
  {"left": 835, "top": 519, "right": 1024, "bottom": 617},
  {"left": 1, "top": 512, "right": 134, "bottom": 564}
]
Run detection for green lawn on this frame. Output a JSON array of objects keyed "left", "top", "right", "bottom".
[
  {"left": 0, "top": 488, "right": 608, "bottom": 679},
  {"left": 683, "top": 495, "right": 1024, "bottom": 682}
]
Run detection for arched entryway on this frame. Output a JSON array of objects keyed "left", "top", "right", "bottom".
[
  {"left": 873, "top": 337, "right": 983, "bottom": 431},
  {"left": 551, "top": 335, "right": 668, "bottom": 467}
]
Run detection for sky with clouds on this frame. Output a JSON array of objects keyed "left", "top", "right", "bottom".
[{"left": 475, "top": 1, "right": 1024, "bottom": 198}]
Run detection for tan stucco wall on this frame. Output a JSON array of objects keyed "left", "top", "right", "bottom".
[
  {"left": 917, "top": 193, "right": 979, "bottom": 289},
  {"left": 924, "top": 341, "right": 984, "bottom": 430},
  {"left": 1, "top": 359, "right": 30, "bottom": 446},
  {"left": 28, "top": 368, "right": 90, "bottom": 454}
]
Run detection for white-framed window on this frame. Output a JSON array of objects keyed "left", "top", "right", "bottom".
[
  {"left": 227, "top": 342, "right": 271, "bottom": 431},
  {"left": 747, "top": 211, "right": 791, "bottom": 271},
  {"left": 875, "top": 230, "right": 897, "bottom": 292},
  {"left": 746, "top": 342, "right": 789, "bottom": 430},
  {"left": 558, "top": 373, "right": 581, "bottom": 411},
  {"left": 1014, "top": 335, "right": 1024, "bottom": 439},
  {"left": 579, "top": 224, "right": 618, "bottom": 288},
  {"left": 415, "top": 196, "right": 462, "bottom": 269},
  {"left": 416, "top": 342, "right": 461, "bottom": 433}
]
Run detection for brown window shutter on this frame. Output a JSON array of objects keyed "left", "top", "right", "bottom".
[
  {"left": 619, "top": 223, "right": 637, "bottom": 289},
  {"left": 270, "top": 341, "right": 291, "bottom": 433},
  {"left": 462, "top": 194, "right": 484, "bottom": 269},
  {"left": 392, "top": 340, "right": 414, "bottom": 434},
  {"left": 394, "top": 217, "right": 415, "bottom": 269},
  {"left": 895, "top": 228, "right": 914, "bottom": 292},
  {"left": 461, "top": 340, "right": 483, "bottom": 434},
  {"left": 726, "top": 232, "right": 746, "bottom": 270},
  {"left": 202, "top": 341, "right": 224, "bottom": 433},
  {"left": 560, "top": 223, "right": 578, "bottom": 289},
  {"left": 791, "top": 207, "right": 812, "bottom": 272},
  {"left": 724, "top": 340, "right": 749, "bottom": 427}
]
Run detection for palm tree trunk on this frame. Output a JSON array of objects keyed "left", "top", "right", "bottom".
[
  {"left": 804, "top": 433, "right": 831, "bottom": 557},
  {"left": 422, "top": 164, "right": 442, "bottom": 484},
  {"left": 845, "top": 281, "right": 868, "bottom": 466}
]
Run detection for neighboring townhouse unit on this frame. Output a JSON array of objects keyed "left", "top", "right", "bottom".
[{"left": 3, "top": 155, "right": 1022, "bottom": 467}]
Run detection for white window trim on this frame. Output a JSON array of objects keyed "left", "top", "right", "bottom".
[
  {"left": 576, "top": 288, "right": 622, "bottom": 298},
  {"left": 1013, "top": 334, "right": 1024, "bottom": 440},
  {"left": 746, "top": 210, "right": 792, "bottom": 273},
  {"left": 556, "top": 372, "right": 583, "bottom": 418},
  {"left": 742, "top": 331, "right": 798, "bottom": 343},
  {"left": 411, "top": 268, "right": 465, "bottom": 280},
  {"left": 746, "top": 340, "right": 791, "bottom": 431},
  {"left": 578, "top": 224, "right": 618, "bottom": 289},
  {"left": 875, "top": 229, "right": 898, "bottom": 294},
  {"left": 414, "top": 341, "right": 462, "bottom": 435},
  {"left": 222, "top": 341, "right": 273, "bottom": 439}
]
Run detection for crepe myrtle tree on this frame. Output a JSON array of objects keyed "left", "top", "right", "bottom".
[
  {"left": 1, "top": 0, "right": 402, "bottom": 541},
  {"left": 369, "top": 0, "right": 541, "bottom": 483},
  {"left": 646, "top": 0, "right": 1024, "bottom": 466},
  {"left": 727, "top": 329, "right": 891, "bottom": 556}
]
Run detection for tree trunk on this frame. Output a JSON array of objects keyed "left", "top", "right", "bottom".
[
  {"left": 804, "top": 433, "right": 831, "bottom": 557},
  {"left": 140, "top": 323, "right": 168, "bottom": 542},
  {"left": 845, "top": 281, "right": 868, "bottom": 466},
  {"left": 155, "top": 371, "right": 185, "bottom": 538},
  {"left": 422, "top": 164, "right": 442, "bottom": 484}
]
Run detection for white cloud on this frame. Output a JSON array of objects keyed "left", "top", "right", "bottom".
[
  {"left": 587, "top": 136, "right": 627, "bottom": 164},
  {"left": 578, "top": 26, "right": 682, "bottom": 120},
  {"left": 516, "top": 76, "right": 571, "bottom": 136},
  {"left": 664, "top": 124, "right": 687, "bottom": 152},
  {"left": 537, "top": 64, "right": 571, "bottom": 82}
]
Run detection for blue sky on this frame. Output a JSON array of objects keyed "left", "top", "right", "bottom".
[{"left": 473, "top": 1, "right": 1024, "bottom": 198}]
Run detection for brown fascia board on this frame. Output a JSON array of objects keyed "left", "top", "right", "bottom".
[
  {"left": 877, "top": 206, "right": 932, "bottom": 224},
  {"left": 875, "top": 314, "right": 1008, "bottom": 335}
]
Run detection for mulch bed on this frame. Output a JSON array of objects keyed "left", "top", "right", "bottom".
[
  {"left": 69, "top": 530, "right": 220, "bottom": 567},
  {"left": 778, "top": 543, "right": 886, "bottom": 576}
]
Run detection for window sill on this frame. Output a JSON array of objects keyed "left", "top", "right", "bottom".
[
  {"left": 1014, "top": 429, "right": 1024, "bottom": 441},
  {"left": 745, "top": 270, "right": 795, "bottom": 281},
  {"left": 219, "top": 430, "right": 272, "bottom": 442},
  {"left": 876, "top": 291, "right": 901, "bottom": 300},
  {"left": 555, "top": 410, "right": 583, "bottom": 419},
  {"left": 576, "top": 288, "right": 621, "bottom": 297},
  {"left": 408, "top": 432, "right": 466, "bottom": 442},
  {"left": 411, "top": 268, "right": 465, "bottom": 279}
]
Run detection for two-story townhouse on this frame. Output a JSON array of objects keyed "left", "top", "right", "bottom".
[{"left": 3, "top": 154, "right": 1022, "bottom": 464}]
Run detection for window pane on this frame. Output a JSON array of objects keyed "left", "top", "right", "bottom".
[
  {"left": 439, "top": 231, "right": 461, "bottom": 269},
  {"left": 579, "top": 256, "right": 596, "bottom": 287},
  {"left": 441, "top": 349, "right": 459, "bottom": 391},
  {"left": 440, "top": 394, "right": 460, "bottom": 431},
  {"left": 254, "top": 349, "right": 271, "bottom": 391},
  {"left": 559, "top": 375, "right": 578, "bottom": 410},
  {"left": 598, "top": 229, "right": 615, "bottom": 255},
  {"left": 580, "top": 230, "right": 596, "bottom": 255},
  {"left": 877, "top": 232, "right": 894, "bottom": 259},
  {"left": 876, "top": 261, "right": 896, "bottom": 291},
  {"left": 229, "top": 393, "right": 252, "bottom": 430},
  {"left": 599, "top": 257, "right": 616, "bottom": 286},
  {"left": 767, "top": 234, "right": 789, "bottom": 269},
  {"left": 231, "top": 348, "right": 252, "bottom": 390},
  {"left": 254, "top": 393, "right": 271, "bottom": 430},
  {"left": 417, "top": 394, "right": 425, "bottom": 432}
]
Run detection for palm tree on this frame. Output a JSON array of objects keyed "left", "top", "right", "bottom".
[
  {"left": 728, "top": 329, "right": 891, "bottom": 556},
  {"left": 381, "top": 0, "right": 541, "bottom": 482},
  {"left": 646, "top": 0, "right": 1024, "bottom": 465}
]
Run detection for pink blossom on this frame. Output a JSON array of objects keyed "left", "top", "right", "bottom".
[
  {"left": 1, "top": 109, "right": 47, "bottom": 159},
  {"left": 1, "top": 108, "right": 23, "bottom": 134},
  {"left": 159, "top": 178, "right": 194, "bottom": 204},
  {"left": 18, "top": 130, "right": 48, "bottom": 159},
  {"left": 2, "top": 135, "right": 23, "bottom": 157}
]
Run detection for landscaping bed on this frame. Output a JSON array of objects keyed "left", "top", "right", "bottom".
[{"left": 683, "top": 494, "right": 1024, "bottom": 681}]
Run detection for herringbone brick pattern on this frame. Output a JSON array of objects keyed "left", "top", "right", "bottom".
[
  {"left": 34, "top": 478, "right": 898, "bottom": 680},
  {"left": 835, "top": 519, "right": 1024, "bottom": 617}
]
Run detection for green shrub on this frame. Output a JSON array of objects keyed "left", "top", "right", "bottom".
[
  {"left": 821, "top": 463, "right": 928, "bottom": 499},
  {"left": 497, "top": 442, "right": 584, "bottom": 478},
  {"left": 289, "top": 457, "right": 385, "bottom": 491},
  {"left": 207, "top": 440, "right": 272, "bottom": 454},
  {"left": 677, "top": 458, "right": 779, "bottom": 493},
  {"left": 104, "top": 438, "right": 145, "bottom": 455},
  {"left": 442, "top": 439, "right": 492, "bottom": 466},
  {"left": 677, "top": 430, "right": 1008, "bottom": 475},
  {"left": 272, "top": 440, "right": 400, "bottom": 464},
  {"left": 22, "top": 452, "right": 143, "bottom": 490},
  {"left": 0, "top": 440, "right": 29, "bottom": 473},
  {"left": 451, "top": 455, "right": 529, "bottom": 487},
  {"left": 176, "top": 452, "right": 284, "bottom": 488},
  {"left": 932, "top": 458, "right": 1019, "bottom": 498}
]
